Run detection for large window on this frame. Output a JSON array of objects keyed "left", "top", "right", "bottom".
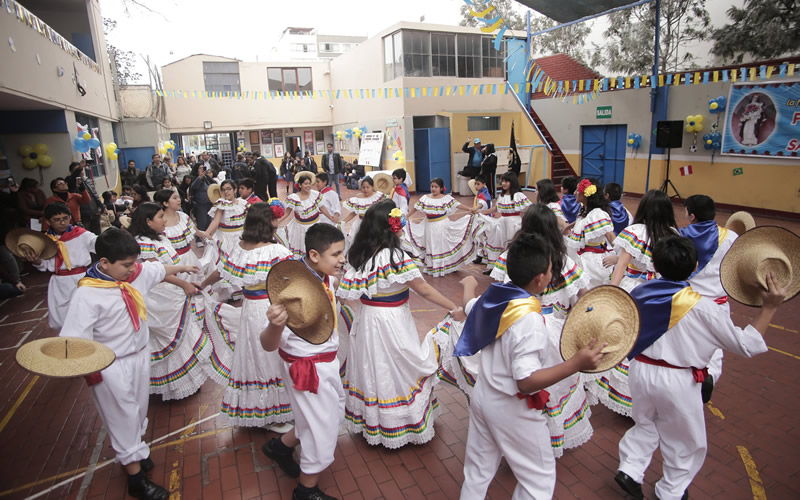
[
  {"left": 203, "top": 62, "right": 240, "bottom": 93},
  {"left": 384, "top": 30, "right": 506, "bottom": 81},
  {"left": 267, "top": 67, "right": 313, "bottom": 92}
]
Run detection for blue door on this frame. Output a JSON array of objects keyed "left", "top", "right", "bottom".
[
  {"left": 413, "top": 127, "right": 451, "bottom": 193},
  {"left": 581, "top": 125, "right": 627, "bottom": 187}
]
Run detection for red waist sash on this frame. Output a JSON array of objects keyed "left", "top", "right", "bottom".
[
  {"left": 500, "top": 212, "right": 521, "bottom": 217},
  {"left": 278, "top": 348, "right": 337, "bottom": 394},
  {"left": 634, "top": 354, "right": 708, "bottom": 383},
  {"left": 714, "top": 296, "right": 728, "bottom": 305},
  {"left": 175, "top": 245, "right": 191, "bottom": 256},
  {"left": 516, "top": 390, "right": 550, "bottom": 410},
  {"left": 55, "top": 266, "right": 88, "bottom": 276},
  {"left": 577, "top": 244, "right": 608, "bottom": 255}
]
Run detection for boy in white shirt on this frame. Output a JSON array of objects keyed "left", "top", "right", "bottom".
[{"left": 315, "top": 173, "right": 342, "bottom": 227}]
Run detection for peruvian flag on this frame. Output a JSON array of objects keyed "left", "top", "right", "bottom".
[{"left": 679, "top": 165, "right": 693, "bottom": 176}]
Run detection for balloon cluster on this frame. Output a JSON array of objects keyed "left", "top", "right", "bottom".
[
  {"left": 353, "top": 126, "right": 368, "bottom": 138},
  {"left": 627, "top": 133, "right": 642, "bottom": 149},
  {"left": 18, "top": 144, "right": 53, "bottom": 169},
  {"left": 703, "top": 132, "right": 722, "bottom": 150},
  {"left": 237, "top": 145, "right": 247, "bottom": 153},
  {"left": 708, "top": 96, "right": 726, "bottom": 114},
  {"left": 158, "top": 140, "right": 176, "bottom": 155},
  {"left": 105, "top": 142, "right": 119, "bottom": 161},
  {"left": 685, "top": 115, "right": 704, "bottom": 133},
  {"left": 73, "top": 132, "right": 100, "bottom": 153},
  {"left": 335, "top": 130, "right": 344, "bottom": 140},
  {"left": 392, "top": 150, "right": 405, "bottom": 162}
]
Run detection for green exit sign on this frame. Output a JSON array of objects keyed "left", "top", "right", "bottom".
[{"left": 596, "top": 106, "right": 612, "bottom": 119}]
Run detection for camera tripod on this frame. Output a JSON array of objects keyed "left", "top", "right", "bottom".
[{"left": 659, "top": 147, "right": 682, "bottom": 202}]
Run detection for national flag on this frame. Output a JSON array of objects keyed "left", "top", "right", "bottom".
[{"left": 679, "top": 165, "right": 693, "bottom": 176}]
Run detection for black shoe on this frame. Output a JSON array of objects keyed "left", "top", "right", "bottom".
[
  {"left": 262, "top": 438, "right": 300, "bottom": 478},
  {"left": 614, "top": 471, "right": 643, "bottom": 500},
  {"left": 292, "top": 485, "right": 338, "bottom": 500},
  {"left": 128, "top": 476, "right": 168, "bottom": 500},
  {"left": 701, "top": 375, "right": 714, "bottom": 404},
  {"left": 472, "top": 256, "right": 483, "bottom": 264},
  {"left": 139, "top": 457, "right": 154, "bottom": 473},
  {"left": 482, "top": 269, "right": 492, "bottom": 275}
]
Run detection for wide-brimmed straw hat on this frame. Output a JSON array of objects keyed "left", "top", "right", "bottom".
[
  {"left": 295, "top": 171, "right": 314, "bottom": 185},
  {"left": 266, "top": 260, "right": 335, "bottom": 344},
  {"left": 5, "top": 228, "right": 58, "bottom": 260},
  {"left": 207, "top": 183, "right": 221, "bottom": 203},
  {"left": 468, "top": 179, "right": 478, "bottom": 195},
  {"left": 725, "top": 211, "right": 756, "bottom": 236},
  {"left": 560, "top": 286, "right": 640, "bottom": 373},
  {"left": 373, "top": 173, "right": 393, "bottom": 196},
  {"left": 720, "top": 226, "right": 800, "bottom": 306},
  {"left": 16, "top": 337, "right": 116, "bottom": 378}
]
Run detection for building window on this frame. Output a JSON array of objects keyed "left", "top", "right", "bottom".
[
  {"left": 320, "top": 42, "right": 341, "bottom": 53},
  {"left": 457, "top": 34, "right": 482, "bottom": 78},
  {"left": 402, "top": 31, "right": 431, "bottom": 77},
  {"left": 74, "top": 113, "right": 106, "bottom": 178},
  {"left": 203, "top": 62, "right": 240, "bottom": 92},
  {"left": 383, "top": 31, "right": 403, "bottom": 81},
  {"left": 267, "top": 67, "right": 313, "bottom": 92},
  {"left": 482, "top": 36, "right": 505, "bottom": 78},
  {"left": 468, "top": 116, "right": 501, "bottom": 131},
  {"left": 431, "top": 33, "right": 456, "bottom": 77}
]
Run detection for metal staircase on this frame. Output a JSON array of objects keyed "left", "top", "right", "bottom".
[{"left": 528, "top": 107, "right": 577, "bottom": 186}]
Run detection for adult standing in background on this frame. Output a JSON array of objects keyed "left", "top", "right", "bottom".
[
  {"left": 231, "top": 153, "right": 250, "bottom": 181},
  {"left": 146, "top": 154, "right": 171, "bottom": 190},
  {"left": 459, "top": 137, "right": 483, "bottom": 179},
  {"left": 321, "top": 143, "right": 344, "bottom": 198},
  {"left": 121, "top": 160, "right": 139, "bottom": 187},
  {"left": 480, "top": 143, "right": 498, "bottom": 195},
  {"left": 190, "top": 167, "right": 216, "bottom": 244},
  {"left": 202, "top": 151, "right": 221, "bottom": 173},
  {"left": 252, "top": 152, "right": 277, "bottom": 199},
  {"left": 175, "top": 156, "right": 192, "bottom": 182},
  {"left": 17, "top": 178, "right": 46, "bottom": 229}
]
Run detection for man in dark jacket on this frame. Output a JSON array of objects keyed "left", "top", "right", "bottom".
[
  {"left": 302, "top": 151, "right": 317, "bottom": 173},
  {"left": 321, "top": 143, "right": 344, "bottom": 198},
  {"left": 252, "top": 152, "right": 277, "bottom": 199},
  {"left": 230, "top": 153, "right": 250, "bottom": 181},
  {"left": 458, "top": 137, "right": 483, "bottom": 178}
]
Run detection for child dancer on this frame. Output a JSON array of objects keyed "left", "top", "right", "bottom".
[
  {"left": 470, "top": 175, "right": 501, "bottom": 267},
  {"left": 206, "top": 179, "right": 248, "bottom": 257},
  {"left": 407, "top": 178, "right": 482, "bottom": 276},
  {"left": 337, "top": 200, "right": 463, "bottom": 448},
  {"left": 536, "top": 178, "right": 567, "bottom": 226},
  {"left": 567, "top": 178, "right": 616, "bottom": 288},
  {"left": 261, "top": 223, "right": 347, "bottom": 500},
  {"left": 604, "top": 182, "right": 633, "bottom": 235},
  {"left": 238, "top": 178, "right": 263, "bottom": 206},
  {"left": 616, "top": 235, "right": 786, "bottom": 500},
  {"left": 278, "top": 173, "right": 334, "bottom": 258},
  {"left": 314, "top": 173, "right": 342, "bottom": 227},
  {"left": 198, "top": 203, "right": 295, "bottom": 430},
  {"left": 60, "top": 228, "right": 197, "bottom": 500},
  {"left": 456, "top": 234, "right": 605, "bottom": 499},
  {"left": 27, "top": 202, "right": 97, "bottom": 329},
  {"left": 127, "top": 203, "right": 212, "bottom": 400},
  {"left": 391, "top": 168, "right": 411, "bottom": 215},
  {"left": 341, "top": 176, "right": 385, "bottom": 248},
  {"left": 559, "top": 175, "right": 581, "bottom": 223}
]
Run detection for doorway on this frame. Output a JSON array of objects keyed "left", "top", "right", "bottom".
[
  {"left": 413, "top": 127, "right": 451, "bottom": 193},
  {"left": 580, "top": 125, "right": 627, "bottom": 187},
  {"left": 286, "top": 136, "right": 302, "bottom": 158}
]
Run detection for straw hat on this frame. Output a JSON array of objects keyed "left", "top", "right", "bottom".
[
  {"left": 373, "top": 173, "right": 393, "bottom": 196},
  {"left": 16, "top": 337, "right": 116, "bottom": 378},
  {"left": 118, "top": 215, "right": 131, "bottom": 229},
  {"left": 5, "top": 228, "right": 57, "bottom": 260},
  {"left": 468, "top": 179, "right": 478, "bottom": 196},
  {"left": 560, "top": 286, "right": 640, "bottom": 373},
  {"left": 266, "top": 260, "right": 335, "bottom": 344},
  {"left": 295, "top": 171, "right": 314, "bottom": 185},
  {"left": 725, "top": 211, "right": 756, "bottom": 236},
  {"left": 207, "top": 183, "right": 221, "bottom": 203},
  {"left": 720, "top": 226, "right": 800, "bottom": 306}
]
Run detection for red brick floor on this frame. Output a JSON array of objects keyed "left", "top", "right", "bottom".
[{"left": 1, "top": 186, "right": 799, "bottom": 499}]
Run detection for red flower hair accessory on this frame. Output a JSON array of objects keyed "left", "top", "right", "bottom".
[
  {"left": 388, "top": 208, "right": 406, "bottom": 233},
  {"left": 268, "top": 198, "right": 286, "bottom": 219},
  {"left": 577, "top": 179, "right": 593, "bottom": 195}
]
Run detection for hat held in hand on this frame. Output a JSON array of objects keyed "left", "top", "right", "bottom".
[
  {"left": 267, "top": 260, "right": 335, "bottom": 344},
  {"left": 5, "top": 228, "right": 58, "bottom": 260},
  {"left": 560, "top": 286, "right": 640, "bottom": 373},
  {"left": 721, "top": 226, "right": 800, "bottom": 306},
  {"left": 16, "top": 337, "right": 116, "bottom": 378},
  {"left": 373, "top": 173, "right": 393, "bottom": 196},
  {"left": 725, "top": 211, "right": 756, "bottom": 236}
]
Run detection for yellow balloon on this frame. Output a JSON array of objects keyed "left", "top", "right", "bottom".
[
  {"left": 37, "top": 155, "right": 53, "bottom": 168},
  {"left": 82, "top": 132, "right": 91, "bottom": 140},
  {"left": 693, "top": 123, "right": 704, "bottom": 132},
  {"left": 628, "top": 138, "right": 635, "bottom": 144},
  {"left": 109, "top": 153, "right": 118, "bottom": 160},
  {"left": 694, "top": 114, "right": 704, "bottom": 123},
  {"left": 685, "top": 125, "right": 694, "bottom": 133},
  {"left": 159, "top": 146, "right": 167, "bottom": 155},
  {"left": 710, "top": 102, "right": 718, "bottom": 110},
  {"left": 33, "top": 143, "right": 48, "bottom": 156},
  {"left": 685, "top": 115, "right": 693, "bottom": 124},
  {"left": 18, "top": 144, "right": 33, "bottom": 157},
  {"left": 107, "top": 142, "right": 117, "bottom": 151},
  {"left": 23, "top": 157, "right": 38, "bottom": 169},
  {"left": 706, "top": 139, "right": 712, "bottom": 145}
]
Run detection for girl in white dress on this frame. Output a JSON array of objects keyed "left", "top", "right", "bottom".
[
  {"left": 127, "top": 203, "right": 212, "bottom": 400},
  {"left": 341, "top": 176, "right": 386, "bottom": 249},
  {"left": 206, "top": 179, "right": 248, "bottom": 258},
  {"left": 197, "top": 202, "right": 295, "bottom": 430},
  {"left": 478, "top": 172, "right": 533, "bottom": 274},
  {"left": 337, "top": 200, "right": 463, "bottom": 449},
  {"left": 567, "top": 178, "right": 617, "bottom": 289},
  {"left": 535, "top": 179, "right": 568, "bottom": 228},
  {"left": 407, "top": 177, "right": 480, "bottom": 277},
  {"left": 588, "top": 190, "right": 678, "bottom": 417},
  {"left": 277, "top": 173, "right": 334, "bottom": 258}
]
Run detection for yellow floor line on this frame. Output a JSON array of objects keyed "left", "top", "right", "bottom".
[
  {"left": 705, "top": 402, "right": 725, "bottom": 420},
  {"left": 0, "top": 375, "right": 39, "bottom": 434},
  {"left": 769, "top": 323, "right": 798, "bottom": 334},
  {"left": 768, "top": 346, "right": 800, "bottom": 361},
  {"left": 736, "top": 446, "right": 767, "bottom": 500}
]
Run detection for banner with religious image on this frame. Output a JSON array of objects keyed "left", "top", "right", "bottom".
[{"left": 722, "top": 81, "right": 800, "bottom": 158}]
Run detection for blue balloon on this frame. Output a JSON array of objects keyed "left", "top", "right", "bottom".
[
  {"left": 74, "top": 137, "right": 90, "bottom": 152},
  {"left": 115, "top": 148, "right": 120, "bottom": 154},
  {"left": 87, "top": 138, "right": 100, "bottom": 148}
]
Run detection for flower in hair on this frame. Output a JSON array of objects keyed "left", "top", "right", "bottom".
[
  {"left": 583, "top": 184, "right": 597, "bottom": 197},
  {"left": 388, "top": 207, "right": 406, "bottom": 233},
  {"left": 268, "top": 197, "right": 285, "bottom": 219}
]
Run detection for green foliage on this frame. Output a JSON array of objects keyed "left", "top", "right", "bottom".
[
  {"left": 459, "top": 0, "right": 526, "bottom": 29},
  {"left": 712, "top": 0, "right": 800, "bottom": 62},
  {"left": 103, "top": 18, "right": 142, "bottom": 85},
  {"left": 528, "top": 15, "right": 594, "bottom": 66}
]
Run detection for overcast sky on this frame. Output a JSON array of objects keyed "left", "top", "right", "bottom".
[{"left": 100, "top": 0, "right": 742, "bottom": 84}]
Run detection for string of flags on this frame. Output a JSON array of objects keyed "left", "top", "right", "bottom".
[
  {"left": 2, "top": 0, "right": 101, "bottom": 74},
  {"left": 463, "top": 0, "right": 508, "bottom": 52}
]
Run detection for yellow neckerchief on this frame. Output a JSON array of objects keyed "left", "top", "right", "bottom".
[
  {"left": 78, "top": 267, "right": 147, "bottom": 330},
  {"left": 717, "top": 225, "right": 729, "bottom": 246},
  {"left": 497, "top": 296, "right": 542, "bottom": 339},
  {"left": 46, "top": 234, "right": 71, "bottom": 270},
  {"left": 323, "top": 275, "right": 338, "bottom": 333}
]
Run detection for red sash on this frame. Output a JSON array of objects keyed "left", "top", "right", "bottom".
[
  {"left": 278, "top": 349, "right": 337, "bottom": 394},
  {"left": 713, "top": 296, "right": 728, "bottom": 305},
  {"left": 634, "top": 354, "right": 709, "bottom": 383},
  {"left": 516, "top": 390, "right": 550, "bottom": 410},
  {"left": 55, "top": 266, "right": 88, "bottom": 276},
  {"left": 50, "top": 226, "right": 88, "bottom": 271},
  {"left": 175, "top": 245, "right": 191, "bottom": 255}
]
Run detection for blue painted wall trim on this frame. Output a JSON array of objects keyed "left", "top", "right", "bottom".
[
  {"left": 0, "top": 110, "right": 68, "bottom": 133},
  {"left": 506, "top": 38, "right": 529, "bottom": 106}
]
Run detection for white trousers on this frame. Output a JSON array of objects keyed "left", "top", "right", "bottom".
[
  {"left": 460, "top": 379, "right": 555, "bottom": 500},
  {"left": 707, "top": 302, "right": 728, "bottom": 381},
  {"left": 279, "top": 356, "right": 345, "bottom": 475},
  {"left": 618, "top": 361, "right": 707, "bottom": 500},
  {"left": 47, "top": 274, "right": 82, "bottom": 329},
  {"left": 91, "top": 348, "right": 151, "bottom": 465}
]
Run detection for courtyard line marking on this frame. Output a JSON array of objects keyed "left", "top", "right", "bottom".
[
  {"left": 75, "top": 428, "right": 107, "bottom": 500},
  {"left": 705, "top": 402, "right": 725, "bottom": 420},
  {"left": 167, "top": 405, "right": 207, "bottom": 500},
  {"left": 0, "top": 375, "right": 39, "bottom": 434},
  {"left": 736, "top": 446, "right": 767, "bottom": 500},
  {"left": 0, "top": 427, "right": 227, "bottom": 498},
  {"left": 769, "top": 323, "right": 798, "bottom": 334},
  {"left": 768, "top": 346, "right": 800, "bottom": 361}
]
